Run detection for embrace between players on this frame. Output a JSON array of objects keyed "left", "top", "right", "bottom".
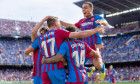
[{"left": 25, "top": 1, "right": 108, "bottom": 84}]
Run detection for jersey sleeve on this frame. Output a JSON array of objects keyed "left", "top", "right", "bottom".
[
  {"left": 57, "top": 29, "right": 71, "bottom": 39},
  {"left": 84, "top": 67, "right": 91, "bottom": 72},
  {"left": 75, "top": 20, "right": 81, "bottom": 28},
  {"left": 57, "top": 42, "right": 67, "bottom": 57},
  {"left": 96, "top": 14, "right": 104, "bottom": 20},
  {"left": 31, "top": 38, "right": 39, "bottom": 49},
  {"left": 113, "top": 69, "right": 116, "bottom": 74},
  {"left": 84, "top": 42, "right": 93, "bottom": 55}
]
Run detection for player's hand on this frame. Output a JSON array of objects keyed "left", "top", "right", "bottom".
[
  {"left": 95, "top": 19, "right": 104, "bottom": 25},
  {"left": 41, "top": 56, "right": 45, "bottom": 64},
  {"left": 96, "top": 25, "right": 104, "bottom": 33},
  {"left": 43, "top": 16, "right": 55, "bottom": 21},
  {"left": 95, "top": 44, "right": 103, "bottom": 49}
]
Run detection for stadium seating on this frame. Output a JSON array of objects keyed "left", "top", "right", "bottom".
[
  {"left": 0, "top": 38, "right": 32, "bottom": 65},
  {"left": 0, "top": 69, "right": 31, "bottom": 81}
]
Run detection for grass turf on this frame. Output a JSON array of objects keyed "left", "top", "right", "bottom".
[
  {"left": 88, "top": 82, "right": 139, "bottom": 84},
  {"left": 0, "top": 82, "right": 139, "bottom": 84}
]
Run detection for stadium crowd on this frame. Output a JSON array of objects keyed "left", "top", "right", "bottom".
[
  {"left": 0, "top": 38, "right": 32, "bottom": 65},
  {"left": 0, "top": 69, "right": 31, "bottom": 81}
]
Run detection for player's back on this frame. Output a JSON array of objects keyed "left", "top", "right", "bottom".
[
  {"left": 63, "top": 39, "right": 89, "bottom": 82},
  {"left": 39, "top": 29, "right": 70, "bottom": 72}
]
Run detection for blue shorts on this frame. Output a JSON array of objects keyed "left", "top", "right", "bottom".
[
  {"left": 47, "top": 68, "right": 67, "bottom": 84},
  {"left": 109, "top": 78, "right": 115, "bottom": 83},
  {"left": 33, "top": 76, "right": 42, "bottom": 84}
]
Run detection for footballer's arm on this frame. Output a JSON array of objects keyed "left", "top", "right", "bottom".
[
  {"left": 41, "top": 53, "right": 65, "bottom": 64},
  {"left": 69, "top": 25, "right": 104, "bottom": 38},
  {"left": 60, "top": 21, "right": 73, "bottom": 27},
  {"left": 95, "top": 19, "right": 108, "bottom": 26},
  {"left": 24, "top": 46, "right": 35, "bottom": 55},
  {"left": 31, "top": 16, "right": 51, "bottom": 42}
]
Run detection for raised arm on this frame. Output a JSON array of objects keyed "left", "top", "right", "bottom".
[
  {"left": 60, "top": 20, "right": 73, "bottom": 27},
  {"left": 69, "top": 25, "right": 104, "bottom": 38},
  {"left": 24, "top": 46, "right": 35, "bottom": 55},
  {"left": 41, "top": 53, "right": 64, "bottom": 64},
  {"left": 31, "top": 16, "right": 52, "bottom": 42}
]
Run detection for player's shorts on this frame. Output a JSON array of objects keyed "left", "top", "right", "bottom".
[
  {"left": 66, "top": 82, "right": 84, "bottom": 84},
  {"left": 109, "top": 78, "right": 115, "bottom": 83},
  {"left": 85, "top": 45, "right": 102, "bottom": 63},
  {"left": 33, "top": 76, "right": 42, "bottom": 84},
  {"left": 42, "top": 68, "right": 66, "bottom": 84}
]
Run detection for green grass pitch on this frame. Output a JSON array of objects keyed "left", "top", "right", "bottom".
[{"left": 0, "top": 82, "right": 139, "bottom": 84}]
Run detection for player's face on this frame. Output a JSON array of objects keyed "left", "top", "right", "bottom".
[
  {"left": 82, "top": 4, "right": 93, "bottom": 18},
  {"left": 109, "top": 65, "right": 113, "bottom": 69}
]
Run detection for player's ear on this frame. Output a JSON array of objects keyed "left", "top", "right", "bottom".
[{"left": 91, "top": 7, "right": 93, "bottom": 12}]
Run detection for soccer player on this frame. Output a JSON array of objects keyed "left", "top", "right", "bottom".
[
  {"left": 25, "top": 16, "right": 104, "bottom": 84},
  {"left": 26, "top": 17, "right": 49, "bottom": 84},
  {"left": 96, "top": 73, "right": 100, "bottom": 84},
  {"left": 107, "top": 65, "right": 117, "bottom": 84},
  {"left": 41, "top": 26, "right": 101, "bottom": 84},
  {"left": 60, "top": 1, "right": 108, "bottom": 80}
]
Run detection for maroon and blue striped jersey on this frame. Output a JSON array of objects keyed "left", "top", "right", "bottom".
[
  {"left": 32, "top": 29, "right": 71, "bottom": 72},
  {"left": 75, "top": 14, "right": 104, "bottom": 46},
  {"left": 57, "top": 39, "right": 93, "bottom": 82}
]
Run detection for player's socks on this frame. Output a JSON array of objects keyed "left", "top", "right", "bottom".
[
  {"left": 100, "top": 64, "right": 105, "bottom": 81},
  {"left": 87, "top": 67, "right": 95, "bottom": 77},
  {"left": 100, "top": 63, "right": 105, "bottom": 73},
  {"left": 91, "top": 66, "right": 96, "bottom": 72}
]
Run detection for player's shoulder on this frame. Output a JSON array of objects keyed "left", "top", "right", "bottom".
[
  {"left": 94, "top": 14, "right": 104, "bottom": 19},
  {"left": 94, "top": 14, "right": 101, "bottom": 17},
  {"left": 78, "top": 18, "right": 86, "bottom": 22},
  {"left": 56, "top": 29, "right": 69, "bottom": 32}
]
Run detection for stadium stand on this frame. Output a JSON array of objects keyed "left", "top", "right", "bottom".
[{"left": 0, "top": 69, "right": 31, "bottom": 81}]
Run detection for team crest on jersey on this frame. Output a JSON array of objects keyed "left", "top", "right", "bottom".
[{"left": 91, "top": 18, "right": 94, "bottom": 21}]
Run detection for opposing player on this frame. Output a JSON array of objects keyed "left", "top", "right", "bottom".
[
  {"left": 41, "top": 26, "right": 101, "bottom": 84},
  {"left": 25, "top": 16, "right": 104, "bottom": 84},
  {"left": 25, "top": 17, "right": 49, "bottom": 84},
  {"left": 107, "top": 65, "right": 117, "bottom": 84},
  {"left": 60, "top": 1, "right": 108, "bottom": 80}
]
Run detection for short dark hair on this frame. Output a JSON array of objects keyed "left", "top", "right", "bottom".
[
  {"left": 66, "top": 25, "right": 76, "bottom": 32},
  {"left": 40, "top": 27, "right": 49, "bottom": 33},
  {"left": 83, "top": 2, "right": 93, "bottom": 8},
  {"left": 47, "top": 17, "right": 58, "bottom": 27}
]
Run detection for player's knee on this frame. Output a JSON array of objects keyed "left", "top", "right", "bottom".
[{"left": 96, "top": 63, "right": 102, "bottom": 70}]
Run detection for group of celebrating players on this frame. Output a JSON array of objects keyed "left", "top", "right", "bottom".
[{"left": 24, "top": 1, "right": 109, "bottom": 84}]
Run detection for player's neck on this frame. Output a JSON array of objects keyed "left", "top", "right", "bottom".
[
  {"left": 49, "top": 26, "right": 57, "bottom": 30},
  {"left": 86, "top": 14, "right": 93, "bottom": 18}
]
